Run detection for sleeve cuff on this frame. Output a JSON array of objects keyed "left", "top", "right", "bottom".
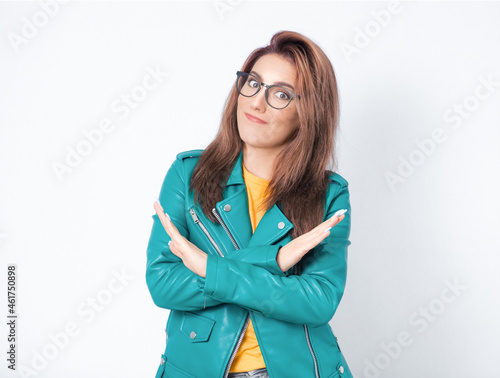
[
  {"left": 225, "top": 244, "right": 286, "bottom": 276},
  {"left": 197, "top": 246, "right": 284, "bottom": 298},
  {"left": 197, "top": 254, "right": 219, "bottom": 296},
  {"left": 266, "top": 244, "right": 284, "bottom": 276}
]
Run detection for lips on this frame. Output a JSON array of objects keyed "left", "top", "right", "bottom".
[{"left": 244, "top": 112, "right": 267, "bottom": 124}]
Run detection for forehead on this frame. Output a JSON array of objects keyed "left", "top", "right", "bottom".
[{"left": 251, "top": 54, "right": 297, "bottom": 84}]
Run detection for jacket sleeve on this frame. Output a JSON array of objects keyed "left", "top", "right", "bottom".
[
  {"left": 145, "top": 156, "right": 226, "bottom": 312},
  {"left": 226, "top": 243, "right": 286, "bottom": 276},
  {"left": 196, "top": 181, "right": 351, "bottom": 328}
]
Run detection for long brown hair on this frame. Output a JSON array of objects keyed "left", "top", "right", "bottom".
[{"left": 190, "top": 30, "right": 340, "bottom": 239}]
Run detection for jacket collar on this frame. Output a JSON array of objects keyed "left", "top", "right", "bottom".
[
  {"left": 225, "top": 148, "right": 245, "bottom": 187},
  {"left": 215, "top": 148, "right": 294, "bottom": 249}
]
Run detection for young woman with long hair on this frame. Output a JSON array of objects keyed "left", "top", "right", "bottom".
[{"left": 146, "top": 30, "right": 353, "bottom": 378}]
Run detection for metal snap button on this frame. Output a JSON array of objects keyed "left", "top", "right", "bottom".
[
  {"left": 190, "top": 331, "right": 196, "bottom": 339},
  {"left": 223, "top": 204, "right": 231, "bottom": 212},
  {"left": 278, "top": 221, "right": 285, "bottom": 229},
  {"left": 160, "top": 357, "right": 165, "bottom": 366},
  {"left": 339, "top": 365, "right": 344, "bottom": 374}
]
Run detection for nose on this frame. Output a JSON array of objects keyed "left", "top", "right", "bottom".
[{"left": 249, "top": 86, "right": 267, "bottom": 111}]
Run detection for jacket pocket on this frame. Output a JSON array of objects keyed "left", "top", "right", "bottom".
[
  {"left": 164, "top": 359, "right": 198, "bottom": 378},
  {"left": 180, "top": 311, "right": 215, "bottom": 343}
]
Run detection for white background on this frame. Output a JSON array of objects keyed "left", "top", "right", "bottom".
[{"left": 1, "top": 1, "right": 499, "bottom": 377}]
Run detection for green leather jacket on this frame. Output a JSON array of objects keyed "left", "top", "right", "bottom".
[{"left": 146, "top": 148, "right": 353, "bottom": 378}]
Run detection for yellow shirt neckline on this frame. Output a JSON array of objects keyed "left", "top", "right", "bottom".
[{"left": 242, "top": 162, "right": 270, "bottom": 187}]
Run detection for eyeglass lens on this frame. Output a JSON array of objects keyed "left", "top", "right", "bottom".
[{"left": 236, "top": 73, "right": 292, "bottom": 109}]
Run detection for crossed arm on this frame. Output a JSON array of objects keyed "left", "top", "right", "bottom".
[{"left": 145, "top": 158, "right": 351, "bottom": 327}]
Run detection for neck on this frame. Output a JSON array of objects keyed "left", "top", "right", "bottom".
[{"left": 242, "top": 144, "right": 282, "bottom": 181}]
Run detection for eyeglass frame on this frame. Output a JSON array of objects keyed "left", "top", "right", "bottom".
[{"left": 235, "top": 71, "right": 301, "bottom": 110}]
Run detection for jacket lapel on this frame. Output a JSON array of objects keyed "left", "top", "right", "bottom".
[
  {"left": 215, "top": 149, "right": 294, "bottom": 251},
  {"left": 215, "top": 188, "right": 253, "bottom": 249},
  {"left": 247, "top": 203, "right": 293, "bottom": 247}
]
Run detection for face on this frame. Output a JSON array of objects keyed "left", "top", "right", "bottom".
[{"left": 236, "top": 54, "right": 300, "bottom": 156}]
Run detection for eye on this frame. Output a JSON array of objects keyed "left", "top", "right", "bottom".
[
  {"left": 274, "top": 91, "right": 290, "bottom": 100},
  {"left": 247, "top": 79, "right": 259, "bottom": 88}
]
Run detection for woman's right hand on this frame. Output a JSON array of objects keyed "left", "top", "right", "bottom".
[{"left": 276, "top": 209, "right": 347, "bottom": 273}]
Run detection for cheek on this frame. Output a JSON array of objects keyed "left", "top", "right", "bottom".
[
  {"left": 236, "top": 103, "right": 245, "bottom": 128},
  {"left": 277, "top": 113, "right": 299, "bottom": 136}
]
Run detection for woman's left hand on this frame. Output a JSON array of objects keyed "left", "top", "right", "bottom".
[{"left": 154, "top": 200, "right": 208, "bottom": 278}]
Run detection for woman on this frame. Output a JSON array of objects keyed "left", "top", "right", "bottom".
[{"left": 146, "top": 30, "right": 353, "bottom": 378}]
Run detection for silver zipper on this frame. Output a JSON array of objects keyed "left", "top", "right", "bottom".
[
  {"left": 212, "top": 207, "right": 239, "bottom": 250},
  {"left": 189, "top": 208, "right": 224, "bottom": 257},
  {"left": 304, "top": 325, "right": 320, "bottom": 378},
  {"left": 223, "top": 315, "right": 250, "bottom": 378},
  {"left": 190, "top": 206, "right": 250, "bottom": 377}
]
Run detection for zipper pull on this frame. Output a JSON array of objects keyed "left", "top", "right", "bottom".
[
  {"left": 190, "top": 208, "right": 199, "bottom": 224},
  {"left": 212, "top": 207, "right": 221, "bottom": 224}
]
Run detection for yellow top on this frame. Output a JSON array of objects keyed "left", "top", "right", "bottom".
[{"left": 228, "top": 162, "right": 270, "bottom": 372}]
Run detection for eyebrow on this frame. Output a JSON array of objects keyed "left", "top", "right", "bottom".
[{"left": 249, "top": 70, "right": 295, "bottom": 91}]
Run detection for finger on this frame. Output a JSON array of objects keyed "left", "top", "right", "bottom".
[
  {"left": 330, "top": 209, "right": 347, "bottom": 220},
  {"left": 327, "top": 213, "right": 345, "bottom": 227},
  {"left": 308, "top": 213, "right": 344, "bottom": 235},
  {"left": 154, "top": 201, "right": 171, "bottom": 231},
  {"left": 295, "top": 211, "right": 348, "bottom": 254},
  {"left": 298, "top": 229, "right": 331, "bottom": 255},
  {"left": 165, "top": 217, "right": 184, "bottom": 241},
  {"left": 154, "top": 201, "right": 185, "bottom": 242},
  {"left": 154, "top": 201, "right": 179, "bottom": 239},
  {"left": 321, "top": 215, "right": 344, "bottom": 235},
  {"left": 303, "top": 214, "right": 345, "bottom": 242},
  {"left": 319, "top": 210, "right": 347, "bottom": 231}
]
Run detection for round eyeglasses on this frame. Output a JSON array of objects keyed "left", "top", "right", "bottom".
[{"left": 235, "top": 71, "right": 300, "bottom": 110}]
